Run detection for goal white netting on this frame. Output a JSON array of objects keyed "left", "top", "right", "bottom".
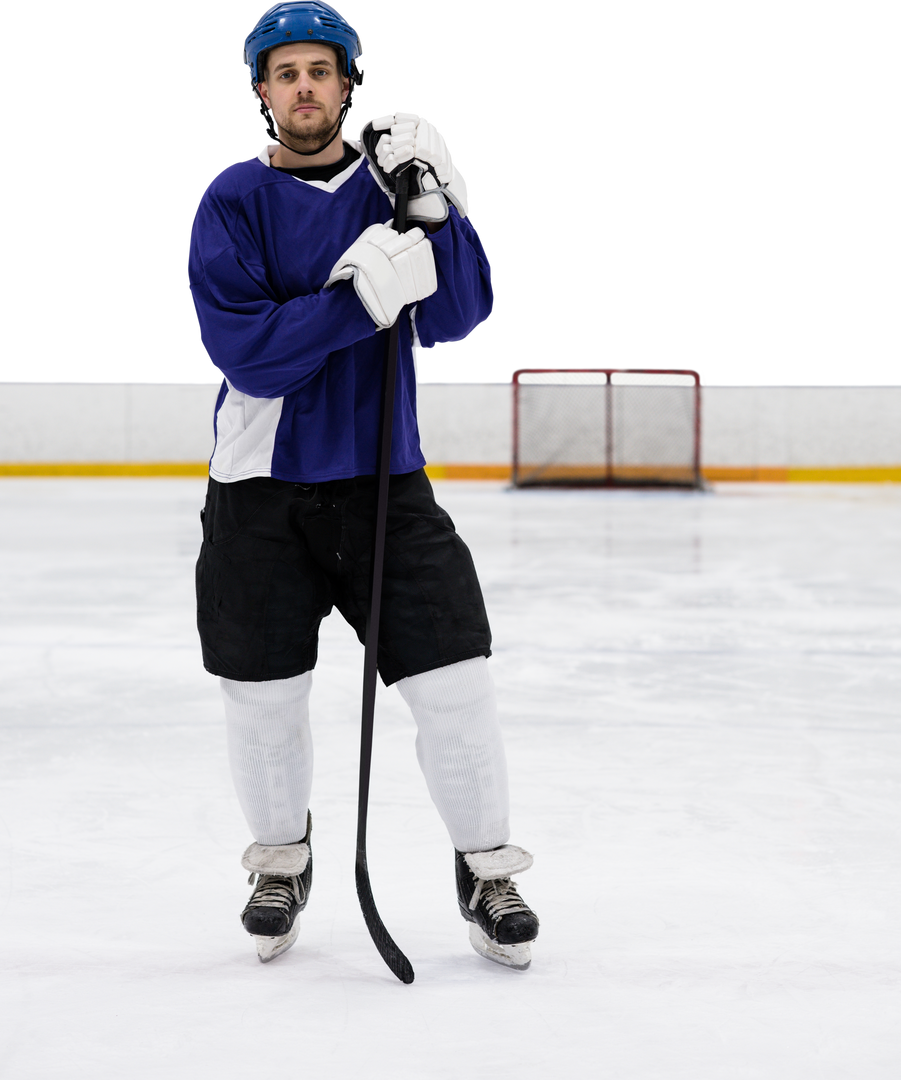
[{"left": 512, "top": 369, "right": 702, "bottom": 488}]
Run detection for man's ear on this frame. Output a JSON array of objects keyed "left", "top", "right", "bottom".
[
  {"left": 341, "top": 76, "right": 350, "bottom": 103},
  {"left": 258, "top": 82, "right": 272, "bottom": 109}
]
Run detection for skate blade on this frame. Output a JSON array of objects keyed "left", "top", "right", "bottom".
[
  {"left": 468, "top": 923, "right": 532, "bottom": 970},
  {"left": 253, "top": 920, "right": 300, "bottom": 963}
]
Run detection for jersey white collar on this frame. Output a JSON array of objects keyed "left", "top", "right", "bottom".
[{"left": 258, "top": 140, "right": 365, "bottom": 192}]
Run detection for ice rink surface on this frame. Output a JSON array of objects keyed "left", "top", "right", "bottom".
[{"left": 1, "top": 478, "right": 899, "bottom": 1079}]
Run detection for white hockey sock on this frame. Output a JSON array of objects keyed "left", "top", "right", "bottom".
[
  {"left": 220, "top": 673, "right": 313, "bottom": 846},
  {"left": 396, "top": 657, "right": 510, "bottom": 853}
]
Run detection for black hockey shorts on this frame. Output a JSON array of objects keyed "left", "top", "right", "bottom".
[{"left": 195, "top": 468, "right": 492, "bottom": 686}]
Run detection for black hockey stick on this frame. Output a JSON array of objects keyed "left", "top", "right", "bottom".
[{"left": 355, "top": 163, "right": 416, "bottom": 984}]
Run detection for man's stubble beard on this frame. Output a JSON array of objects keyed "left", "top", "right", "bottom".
[{"left": 277, "top": 104, "right": 341, "bottom": 149}]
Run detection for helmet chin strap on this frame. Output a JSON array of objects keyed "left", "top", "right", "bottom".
[{"left": 257, "top": 89, "right": 354, "bottom": 158}]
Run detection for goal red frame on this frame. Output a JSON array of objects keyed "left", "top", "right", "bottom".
[{"left": 512, "top": 368, "right": 703, "bottom": 488}]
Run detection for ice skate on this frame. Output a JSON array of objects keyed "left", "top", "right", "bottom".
[
  {"left": 455, "top": 846, "right": 539, "bottom": 970},
  {"left": 240, "top": 812, "right": 313, "bottom": 963}
]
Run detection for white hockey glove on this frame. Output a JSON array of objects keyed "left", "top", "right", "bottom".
[
  {"left": 361, "top": 113, "right": 469, "bottom": 224},
  {"left": 325, "top": 222, "right": 437, "bottom": 329}
]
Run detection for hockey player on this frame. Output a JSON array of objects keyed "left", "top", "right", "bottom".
[{"left": 188, "top": 1, "right": 539, "bottom": 970}]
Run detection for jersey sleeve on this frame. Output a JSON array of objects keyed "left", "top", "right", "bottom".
[
  {"left": 188, "top": 191, "right": 378, "bottom": 399},
  {"left": 411, "top": 208, "right": 493, "bottom": 348}
]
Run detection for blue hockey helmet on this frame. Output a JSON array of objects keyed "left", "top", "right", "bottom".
[{"left": 244, "top": 2, "right": 363, "bottom": 87}]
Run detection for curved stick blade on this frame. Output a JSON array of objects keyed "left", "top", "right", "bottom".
[{"left": 355, "top": 857, "right": 415, "bottom": 984}]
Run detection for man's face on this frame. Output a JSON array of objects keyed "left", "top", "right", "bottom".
[{"left": 258, "top": 42, "right": 349, "bottom": 149}]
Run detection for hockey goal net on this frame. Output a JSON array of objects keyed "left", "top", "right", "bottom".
[{"left": 512, "top": 369, "right": 702, "bottom": 488}]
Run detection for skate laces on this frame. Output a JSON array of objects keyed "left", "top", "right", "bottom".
[
  {"left": 246, "top": 872, "right": 304, "bottom": 910},
  {"left": 469, "top": 875, "right": 528, "bottom": 918}
]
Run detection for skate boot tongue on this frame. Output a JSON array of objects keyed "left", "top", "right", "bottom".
[{"left": 463, "top": 846, "right": 533, "bottom": 880}]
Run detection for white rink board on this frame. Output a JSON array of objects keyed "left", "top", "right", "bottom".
[
  {"left": 2, "top": 383, "right": 901, "bottom": 469},
  {"left": 0, "top": 479, "right": 900, "bottom": 1079}
]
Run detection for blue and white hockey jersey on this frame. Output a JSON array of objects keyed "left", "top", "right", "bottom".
[{"left": 188, "top": 145, "right": 493, "bottom": 483}]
